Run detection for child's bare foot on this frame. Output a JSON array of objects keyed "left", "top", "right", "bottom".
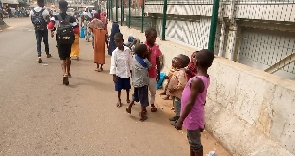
[{"left": 117, "top": 100, "right": 122, "bottom": 108}]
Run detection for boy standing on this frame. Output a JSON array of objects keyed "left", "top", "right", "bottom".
[
  {"left": 110, "top": 32, "right": 133, "bottom": 107},
  {"left": 30, "top": 0, "right": 52, "bottom": 63},
  {"left": 144, "top": 27, "right": 162, "bottom": 112},
  {"left": 126, "top": 44, "right": 152, "bottom": 122},
  {"left": 47, "top": 0, "right": 79, "bottom": 85}
]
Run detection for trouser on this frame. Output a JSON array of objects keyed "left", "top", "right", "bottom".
[
  {"left": 35, "top": 29, "right": 49, "bottom": 57},
  {"left": 174, "top": 97, "right": 181, "bottom": 116},
  {"left": 148, "top": 78, "right": 157, "bottom": 104}
]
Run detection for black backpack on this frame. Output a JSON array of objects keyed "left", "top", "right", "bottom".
[
  {"left": 31, "top": 9, "right": 46, "bottom": 30},
  {"left": 56, "top": 14, "right": 75, "bottom": 44}
]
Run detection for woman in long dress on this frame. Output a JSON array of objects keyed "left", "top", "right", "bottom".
[
  {"left": 88, "top": 12, "right": 107, "bottom": 72},
  {"left": 71, "top": 15, "right": 80, "bottom": 60},
  {"left": 108, "top": 22, "right": 120, "bottom": 56}
]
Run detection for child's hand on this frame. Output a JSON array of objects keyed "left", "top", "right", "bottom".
[
  {"left": 175, "top": 120, "right": 183, "bottom": 130},
  {"left": 113, "top": 75, "right": 118, "bottom": 83}
]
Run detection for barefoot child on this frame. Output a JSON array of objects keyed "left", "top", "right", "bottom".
[
  {"left": 144, "top": 27, "right": 163, "bottom": 112},
  {"left": 175, "top": 49, "right": 215, "bottom": 156},
  {"left": 167, "top": 54, "right": 190, "bottom": 123},
  {"left": 126, "top": 44, "right": 152, "bottom": 122},
  {"left": 110, "top": 32, "right": 133, "bottom": 107}
]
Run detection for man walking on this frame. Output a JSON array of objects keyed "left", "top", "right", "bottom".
[{"left": 30, "top": 0, "right": 52, "bottom": 63}]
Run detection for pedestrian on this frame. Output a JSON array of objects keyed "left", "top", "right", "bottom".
[
  {"left": 100, "top": 11, "right": 109, "bottom": 49},
  {"left": 70, "top": 13, "right": 80, "bottom": 60},
  {"left": 30, "top": 0, "right": 52, "bottom": 63},
  {"left": 88, "top": 12, "right": 106, "bottom": 72},
  {"left": 47, "top": 0, "right": 79, "bottom": 85},
  {"left": 110, "top": 32, "right": 132, "bottom": 108},
  {"left": 0, "top": 6, "right": 3, "bottom": 20},
  {"left": 144, "top": 27, "right": 163, "bottom": 112},
  {"left": 167, "top": 54, "right": 190, "bottom": 124},
  {"left": 126, "top": 44, "right": 151, "bottom": 122},
  {"left": 108, "top": 21, "right": 120, "bottom": 56},
  {"left": 175, "top": 49, "right": 215, "bottom": 156},
  {"left": 80, "top": 7, "right": 92, "bottom": 42},
  {"left": 159, "top": 57, "right": 177, "bottom": 101}
]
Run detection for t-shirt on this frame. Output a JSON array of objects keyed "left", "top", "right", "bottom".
[
  {"left": 29, "top": 7, "right": 49, "bottom": 20},
  {"left": 144, "top": 42, "right": 162, "bottom": 78}
]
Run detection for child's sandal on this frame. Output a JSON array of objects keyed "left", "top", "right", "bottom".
[
  {"left": 151, "top": 106, "right": 157, "bottom": 112},
  {"left": 117, "top": 100, "right": 122, "bottom": 108},
  {"left": 126, "top": 107, "right": 131, "bottom": 114},
  {"left": 139, "top": 112, "right": 148, "bottom": 122}
]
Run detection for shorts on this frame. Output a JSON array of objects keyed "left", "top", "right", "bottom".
[
  {"left": 133, "top": 85, "right": 149, "bottom": 107},
  {"left": 115, "top": 77, "right": 131, "bottom": 91},
  {"left": 58, "top": 44, "right": 72, "bottom": 60},
  {"left": 187, "top": 129, "right": 203, "bottom": 153}
]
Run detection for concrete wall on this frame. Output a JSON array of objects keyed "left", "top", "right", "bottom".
[{"left": 116, "top": 24, "right": 295, "bottom": 156}]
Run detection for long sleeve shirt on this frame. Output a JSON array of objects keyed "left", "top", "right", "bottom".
[
  {"left": 110, "top": 46, "right": 133, "bottom": 78},
  {"left": 132, "top": 57, "right": 152, "bottom": 88},
  {"left": 167, "top": 69, "right": 188, "bottom": 99}
]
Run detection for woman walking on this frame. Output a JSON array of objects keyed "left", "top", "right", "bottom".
[{"left": 88, "top": 12, "right": 107, "bottom": 72}]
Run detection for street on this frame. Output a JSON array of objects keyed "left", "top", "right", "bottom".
[{"left": 0, "top": 18, "right": 230, "bottom": 156}]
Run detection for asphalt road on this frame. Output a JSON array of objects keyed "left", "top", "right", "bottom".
[{"left": 0, "top": 18, "right": 191, "bottom": 156}]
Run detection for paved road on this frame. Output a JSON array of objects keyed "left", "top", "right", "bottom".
[{"left": 0, "top": 18, "right": 191, "bottom": 156}]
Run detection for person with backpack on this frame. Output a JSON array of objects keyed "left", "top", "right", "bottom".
[
  {"left": 30, "top": 0, "right": 52, "bottom": 63},
  {"left": 47, "top": 0, "right": 79, "bottom": 85}
]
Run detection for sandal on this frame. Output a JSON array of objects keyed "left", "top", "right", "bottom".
[
  {"left": 151, "top": 105, "right": 157, "bottom": 112},
  {"left": 117, "top": 100, "right": 122, "bottom": 108},
  {"left": 126, "top": 107, "right": 131, "bottom": 114},
  {"left": 95, "top": 68, "right": 102, "bottom": 72},
  {"left": 139, "top": 112, "right": 148, "bottom": 122},
  {"left": 63, "top": 75, "right": 69, "bottom": 85}
]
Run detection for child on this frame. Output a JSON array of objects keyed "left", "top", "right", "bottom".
[
  {"left": 110, "top": 32, "right": 133, "bottom": 108},
  {"left": 126, "top": 44, "right": 152, "bottom": 122},
  {"left": 185, "top": 51, "right": 198, "bottom": 80},
  {"left": 167, "top": 54, "right": 190, "bottom": 122},
  {"left": 159, "top": 57, "right": 177, "bottom": 100},
  {"left": 175, "top": 49, "right": 215, "bottom": 156},
  {"left": 47, "top": 0, "right": 79, "bottom": 85},
  {"left": 144, "top": 27, "right": 162, "bottom": 112}
]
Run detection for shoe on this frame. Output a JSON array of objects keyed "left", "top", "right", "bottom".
[
  {"left": 47, "top": 54, "right": 52, "bottom": 58},
  {"left": 38, "top": 57, "right": 42, "bottom": 63},
  {"left": 169, "top": 116, "right": 179, "bottom": 121},
  {"left": 170, "top": 120, "right": 177, "bottom": 126}
]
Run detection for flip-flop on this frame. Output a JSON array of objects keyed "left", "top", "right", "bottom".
[
  {"left": 126, "top": 107, "right": 131, "bottom": 114},
  {"left": 63, "top": 75, "right": 69, "bottom": 85},
  {"left": 139, "top": 115, "right": 148, "bottom": 122},
  {"left": 117, "top": 101, "right": 122, "bottom": 108}
]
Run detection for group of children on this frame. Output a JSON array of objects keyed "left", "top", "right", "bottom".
[{"left": 109, "top": 27, "right": 215, "bottom": 156}]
